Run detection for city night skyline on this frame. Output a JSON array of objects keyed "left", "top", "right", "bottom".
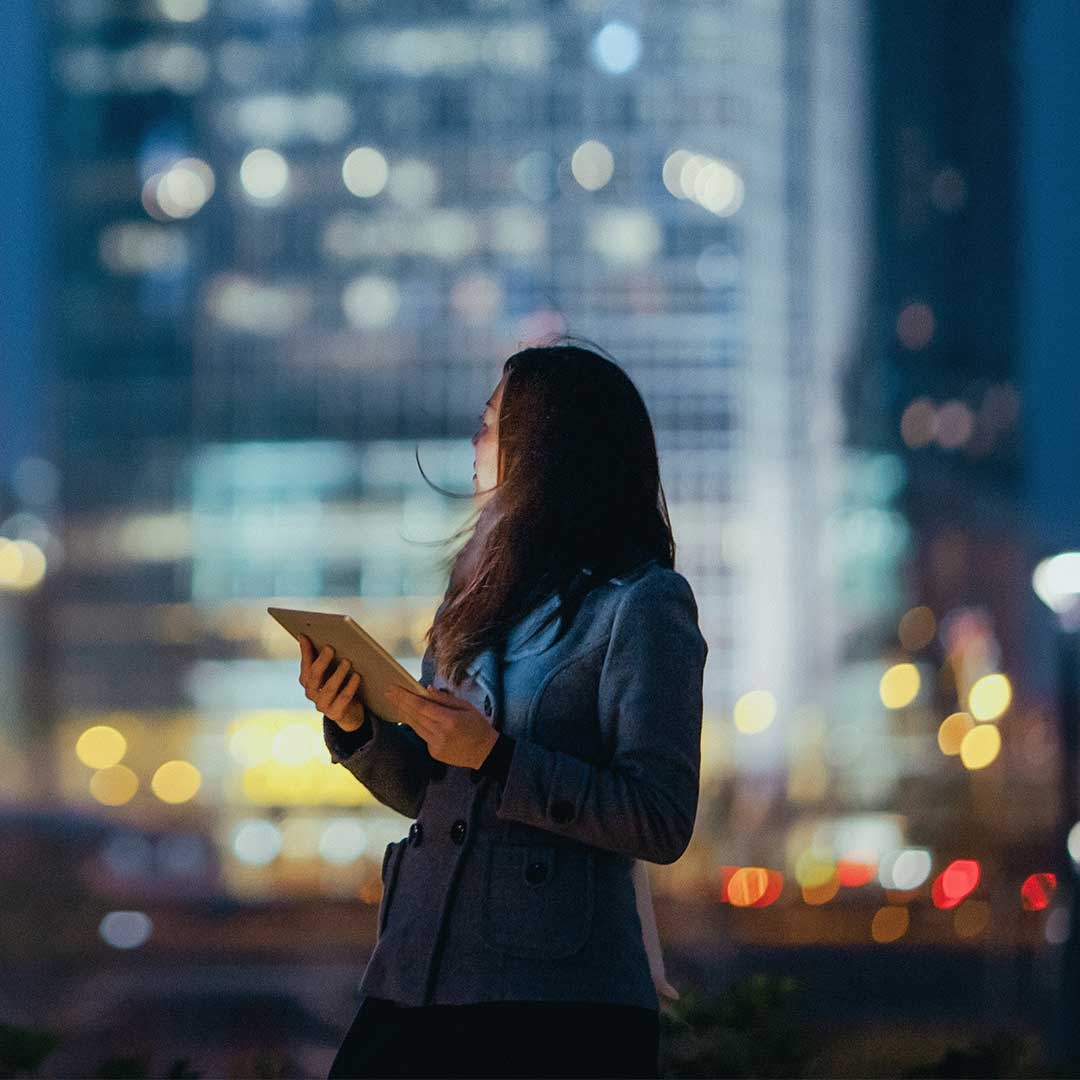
[{"left": 2, "top": 1, "right": 1079, "bottom": 1076}]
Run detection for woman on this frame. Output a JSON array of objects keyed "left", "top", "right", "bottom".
[{"left": 302, "top": 341, "right": 708, "bottom": 1079}]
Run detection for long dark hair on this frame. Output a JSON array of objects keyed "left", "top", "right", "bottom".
[{"left": 420, "top": 336, "right": 676, "bottom": 686}]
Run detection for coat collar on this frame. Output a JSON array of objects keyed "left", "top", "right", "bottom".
[{"left": 461, "top": 556, "right": 662, "bottom": 702}]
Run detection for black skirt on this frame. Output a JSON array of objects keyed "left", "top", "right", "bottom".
[{"left": 327, "top": 994, "right": 660, "bottom": 1079}]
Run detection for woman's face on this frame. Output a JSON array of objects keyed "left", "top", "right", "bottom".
[{"left": 472, "top": 373, "right": 506, "bottom": 497}]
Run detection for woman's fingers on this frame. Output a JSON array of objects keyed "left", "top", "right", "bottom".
[
  {"left": 298, "top": 633, "right": 313, "bottom": 673},
  {"left": 298, "top": 637, "right": 340, "bottom": 701},
  {"left": 326, "top": 671, "right": 362, "bottom": 721},
  {"left": 386, "top": 686, "right": 436, "bottom": 739},
  {"left": 315, "top": 656, "right": 353, "bottom": 712},
  {"left": 310, "top": 643, "right": 334, "bottom": 684}
]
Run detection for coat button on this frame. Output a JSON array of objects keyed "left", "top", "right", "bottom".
[
  {"left": 550, "top": 799, "right": 574, "bottom": 824},
  {"left": 409, "top": 822, "right": 423, "bottom": 846},
  {"left": 525, "top": 860, "right": 548, "bottom": 885},
  {"left": 483, "top": 695, "right": 492, "bottom": 717},
  {"left": 450, "top": 819, "right": 468, "bottom": 844}
]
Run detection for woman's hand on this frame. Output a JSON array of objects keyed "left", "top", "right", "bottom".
[
  {"left": 632, "top": 858, "right": 681, "bottom": 1002},
  {"left": 298, "top": 634, "right": 367, "bottom": 732},
  {"left": 385, "top": 685, "right": 499, "bottom": 769},
  {"left": 652, "top": 970, "right": 681, "bottom": 1002}
]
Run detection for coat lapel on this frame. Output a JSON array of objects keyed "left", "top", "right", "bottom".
[{"left": 464, "top": 645, "right": 501, "bottom": 722}]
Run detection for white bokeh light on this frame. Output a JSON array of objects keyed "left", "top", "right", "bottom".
[
  {"left": 156, "top": 0, "right": 208, "bottom": 21},
  {"left": 571, "top": 140, "right": 614, "bottom": 191},
  {"left": 240, "top": 147, "right": 290, "bottom": 202},
  {"left": 100, "top": 910, "right": 153, "bottom": 949},
  {"left": 232, "top": 819, "right": 282, "bottom": 866},
  {"left": 877, "top": 848, "right": 933, "bottom": 890},
  {"left": 1068, "top": 820, "right": 1080, "bottom": 865},
  {"left": 342, "top": 146, "right": 389, "bottom": 197},
  {"left": 342, "top": 275, "right": 401, "bottom": 329},
  {"left": 319, "top": 818, "right": 370, "bottom": 864},
  {"left": 591, "top": 21, "right": 642, "bottom": 74}
]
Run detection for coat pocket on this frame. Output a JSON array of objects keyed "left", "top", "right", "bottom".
[
  {"left": 377, "top": 838, "right": 408, "bottom": 940},
  {"left": 480, "top": 841, "right": 594, "bottom": 959}
]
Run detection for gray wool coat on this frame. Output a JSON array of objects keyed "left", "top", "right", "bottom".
[{"left": 322, "top": 555, "right": 709, "bottom": 1009}]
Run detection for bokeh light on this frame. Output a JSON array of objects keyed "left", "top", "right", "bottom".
[
  {"left": 727, "top": 867, "right": 783, "bottom": 907},
  {"left": 150, "top": 760, "right": 202, "bottom": 804},
  {"left": 901, "top": 398, "right": 937, "bottom": 448},
  {"left": 240, "top": 147, "right": 290, "bottom": 201},
  {"left": 591, "top": 21, "right": 642, "bottom": 74},
  {"left": 878, "top": 848, "right": 933, "bottom": 890},
  {"left": 1020, "top": 872, "right": 1056, "bottom": 911},
  {"left": 836, "top": 859, "right": 876, "bottom": 887},
  {"left": 871, "top": 905, "right": 909, "bottom": 943},
  {"left": 99, "top": 910, "right": 153, "bottom": 949},
  {"left": 1068, "top": 821, "right": 1080, "bottom": 865},
  {"left": 342, "top": 146, "right": 389, "bottom": 197},
  {"left": 0, "top": 537, "right": 48, "bottom": 590},
  {"left": 896, "top": 301, "right": 935, "bottom": 349},
  {"left": 953, "top": 899, "right": 991, "bottom": 938},
  {"left": 938, "top": 712, "right": 974, "bottom": 755},
  {"left": 733, "top": 690, "right": 777, "bottom": 734},
  {"left": 232, "top": 819, "right": 283, "bottom": 866},
  {"left": 90, "top": 764, "right": 140, "bottom": 806},
  {"left": 662, "top": 150, "right": 744, "bottom": 216},
  {"left": 879, "top": 663, "right": 920, "bottom": 708},
  {"left": 931, "top": 859, "right": 980, "bottom": 909},
  {"left": 76, "top": 725, "right": 128, "bottom": 769},
  {"left": 968, "top": 673, "right": 1012, "bottom": 721},
  {"left": 571, "top": 140, "right": 615, "bottom": 190},
  {"left": 959, "top": 722, "right": 1001, "bottom": 770},
  {"left": 898, "top": 605, "right": 937, "bottom": 650}
]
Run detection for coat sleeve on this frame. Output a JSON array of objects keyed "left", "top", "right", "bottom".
[
  {"left": 492, "top": 569, "right": 708, "bottom": 864},
  {"left": 322, "top": 610, "right": 444, "bottom": 820}
]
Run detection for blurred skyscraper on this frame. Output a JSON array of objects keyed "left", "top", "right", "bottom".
[
  {"left": 859, "top": 0, "right": 1048, "bottom": 882},
  {"left": 39, "top": 0, "right": 923, "bottom": 911}
]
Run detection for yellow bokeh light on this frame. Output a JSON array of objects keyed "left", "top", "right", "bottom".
[
  {"left": 0, "top": 538, "right": 47, "bottom": 590},
  {"left": 733, "top": 690, "right": 776, "bottom": 734},
  {"left": 794, "top": 850, "right": 836, "bottom": 888},
  {"left": 898, "top": 606, "right": 936, "bottom": 651},
  {"left": 151, "top": 760, "right": 202, "bottom": 804},
  {"left": 242, "top": 760, "right": 346, "bottom": 806},
  {"left": 879, "top": 663, "right": 920, "bottom": 709},
  {"left": 960, "top": 723, "right": 1002, "bottom": 770},
  {"left": 225, "top": 710, "right": 380, "bottom": 807},
  {"left": 89, "top": 764, "right": 139, "bottom": 806},
  {"left": 968, "top": 673, "right": 1011, "bottom": 721},
  {"left": 937, "top": 712, "right": 974, "bottom": 756},
  {"left": 76, "top": 725, "right": 128, "bottom": 769},
  {"left": 871, "top": 905, "right": 909, "bottom": 943}
]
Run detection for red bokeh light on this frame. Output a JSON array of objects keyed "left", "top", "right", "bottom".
[
  {"left": 836, "top": 859, "right": 876, "bottom": 887},
  {"left": 1020, "top": 872, "right": 1057, "bottom": 911},
  {"left": 718, "top": 865, "right": 784, "bottom": 907},
  {"left": 750, "top": 870, "right": 784, "bottom": 908},
  {"left": 932, "top": 859, "right": 981, "bottom": 909}
]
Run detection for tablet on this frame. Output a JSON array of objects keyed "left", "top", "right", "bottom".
[{"left": 268, "top": 606, "right": 439, "bottom": 725}]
